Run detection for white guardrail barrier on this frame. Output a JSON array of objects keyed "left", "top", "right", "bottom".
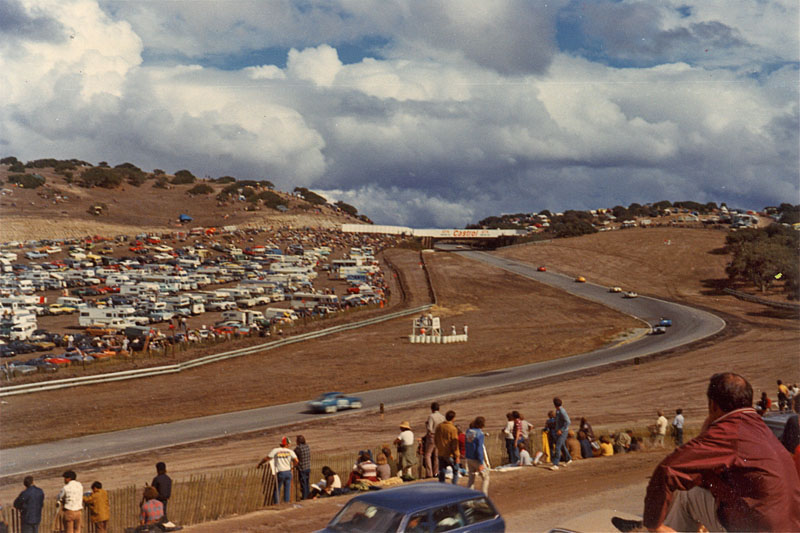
[{"left": 0, "top": 304, "right": 432, "bottom": 397}]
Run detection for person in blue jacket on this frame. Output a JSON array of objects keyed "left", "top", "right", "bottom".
[
  {"left": 464, "top": 416, "right": 489, "bottom": 495},
  {"left": 13, "top": 476, "right": 44, "bottom": 533}
]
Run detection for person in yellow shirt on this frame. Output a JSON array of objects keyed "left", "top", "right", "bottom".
[
  {"left": 83, "top": 481, "right": 110, "bottom": 533},
  {"left": 599, "top": 435, "right": 614, "bottom": 457},
  {"left": 778, "top": 380, "right": 790, "bottom": 412}
]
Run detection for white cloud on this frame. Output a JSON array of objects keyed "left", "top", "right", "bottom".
[{"left": 1, "top": 0, "right": 797, "bottom": 228}]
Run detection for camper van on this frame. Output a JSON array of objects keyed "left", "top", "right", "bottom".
[{"left": 78, "top": 306, "right": 147, "bottom": 327}]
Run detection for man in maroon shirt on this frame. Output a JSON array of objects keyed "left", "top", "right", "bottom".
[{"left": 614, "top": 372, "right": 800, "bottom": 532}]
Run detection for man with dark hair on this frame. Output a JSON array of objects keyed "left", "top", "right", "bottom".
[
  {"left": 57, "top": 470, "right": 83, "bottom": 533},
  {"left": 83, "top": 481, "right": 110, "bottom": 533},
  {"left": 294, "top": 435, "right": 311, "bottom": 500},
  {"left": 435, "top": 410, "right": 460, "bottom": 484},
  {"left": 549, "top": 397, "right": 572, "bottom": 470},
  {"left": 671, "top": 408, "right": 684, "bottom": 446},
  {"left": 152, "top": 462, "right": 172, "bottom": 520},
  {"left": 613, "top": 372, "right": 800, "bottom": 532},
  {"left": 13, "top": 476, "right": 44, "bottom": 533},
  {"left": 424, "top": 402, "right": 445, "bottom": 478}
]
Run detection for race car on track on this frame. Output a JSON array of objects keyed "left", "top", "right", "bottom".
[
  {"left": 609, "top": 286, "right": 622, "bottom": 293},
  {"left": 658, "top": 318, "right": 673, "bottom": 327},
  {"left": 538, "top": 266, "right": 547, "bottom": 272},
  {"left": 308, "top": 391, "right": 363, "bottom": 413},
  {"left": 623, "top": 291, "right": 638, "bottom": 298},
  {"left": 575, "top": 276, "right": 586, "bottom": 283}
]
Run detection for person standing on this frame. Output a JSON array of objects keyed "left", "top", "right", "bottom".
[
  {"left": 395, "top": 421, "right": 418, "bottom": 480},
  {"left": 423, "top": 402, "right": 445, "bottom": 478},
  {"left": 465, "top": 417, "right": 489, "bottom": 494},
  {"left": 672, "top": 408, "right": 685, "bottom": 446},
  {"left": 435, "top": 410, "right": 460, "bottom": 484},
  {"left": 258, "top": 437, "right": 298, "bottom": 504},
  {"left": 503, "top": 412, "right": 517, "bottom": 465},
  {"left": 151, "top": 462, "right": 172, "bottom": 520},
  {"left": 653, "top": 410, "right": 668, "bottom": 447},
  {"left": 57, "top": 470, "right": 83, "bottom": 533},
  {"left": 778, "top": 380, "right": 790, "bottom": 412},
  {"left": 83, "top": 481, "right": 110, "bottom": 533},
  {"left": 13, "top": 476, "right": 44, "bottom": 533},
  {"left": 294, "top": 435, "right": 311, "bottom": 500},
  {"left": 550, "top": 397, "right": 572, "bottom": 470}
]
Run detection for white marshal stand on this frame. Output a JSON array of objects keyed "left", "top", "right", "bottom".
[{"left": 409, "top": 313, "right": 468, "bottom": 344}]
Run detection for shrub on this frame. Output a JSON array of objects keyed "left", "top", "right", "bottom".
[
  {"left": 1, "top": 156, "right": 19, "bottom": 165},
  {"left": 172, "top": 170, "right": 196, "bottom": 184},
  {"left": 152, "top": 168, "right": 165, "bottom": 176},
  {"left": 80, "top": 167, "right": 122, "bottom": 188},
  {"left": 256, "top": 190, "right": 283, "bottom": 209},
  {"left": 187, "top": 184, "right": 214, "bottom": 195},
  {"left": 335, "top": 201, "right": 358, "bottom": 217},
  {"left": 8, "top": 161, "right": 25, "bottom": 173},
  {"left": 293, "top": 187, "right": 327, "bottom": 205},
  {"left": 153, "top": 177, "right": 169, "bottom": 189},
  {"left": 216, "top": 176, "right": 236, "bottom": 184},
  {"left": 8, "top": 173, "right": 45, "bottom": 189}
]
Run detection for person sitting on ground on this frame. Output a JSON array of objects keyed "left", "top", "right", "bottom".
[
  {"left": 347, "top": 451, "right": 379, "bottom": 485},
  {"left": 578, "top": 430, "right": 593, "bottom": 459},
  {"left": 612, "top": 372, "right": 800, "bottom": 533},
  {"left": 579, "top": 417, "right": 596, "bottom": 443},
  {"left": 309, "top": 466, "right": 342, "bottom": 499},
  {"left": 139, "top": 486, "right": 164, "bottom": 526},
  {"left": 566, "top": 429, "right": 582, "bottom": 460},
  {"left": 629, "top": 434, "right": 643, "bottom": 452},
  {"left": 598, "top": 435, "right": 614, "bottom": 456},
  {"left": 375, "top": 453, "right": 392, "bottom": 481},
  {"left": 517, "top": 442, "right": 533, "bottom": 466},
  {"left": 756, "top": 391, "right": 771, "bottom": 414}
]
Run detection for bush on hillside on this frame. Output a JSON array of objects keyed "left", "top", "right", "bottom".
[
  {"left": 153, "top": 177, "right": 169, "bottom": 189},
  {"left": 8, "top": 173, "right": 45, "bottom": 189},
  {"left": 1, "top": 156, "right": 19, "bottom": 165},
  {"left": 187, "top": 183, "right": 214, "bottom": 195},
  {"left": 152, "top": 168, "right": 165, "bottom": 176},
  {"left": 294, "top": 187, "right": 327, "bottom": 205},
  {"left": 80, "top": 167, "right": 122, "bottom": 188},
  {"left": 256, "top": 190, "right": 284, "bottom": 209},
  {"left": 172, "top": 170, "right": 196, "bottom": 184},
  {"left": 725, "top": 225, "right": 800, "bottom": 298},
  {"left": 216, "top": 176, "right": 236, "bottom": 184},
  {"left": 335, "top": 201, "right": 358, "bottom": 217},
  {"left": 8, "top": 161, "right": 25, "bottom": 173}
]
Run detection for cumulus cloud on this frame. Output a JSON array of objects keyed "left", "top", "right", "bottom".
[{"left": 1, "top": 0, "right": 797, "bottom": 227}]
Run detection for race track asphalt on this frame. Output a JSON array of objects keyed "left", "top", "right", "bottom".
[{"left": 0, "top": 251, "right": 725, "bottom": 477}]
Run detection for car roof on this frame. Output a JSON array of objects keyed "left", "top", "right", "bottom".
[{"left": 346, "top": 482, "right": 487, "bottom": 513}]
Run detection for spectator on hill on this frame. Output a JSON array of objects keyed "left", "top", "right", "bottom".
[
  {"left": 347, "top": 451, "right": 379, "bottom": 485},
  {"left": 650, "top": 410, "right": 668, "bottom": 448},
  {"left": 613, "top": 372, "right": 800, "bottom": 533},
  {"left": 545, "top": 411, "right": 557, "bottom": 458},
  {"left": 309, "top": 467, "right": 342, "bottom": 499},
  {"left": 394, "top": 421, "right": 417, "bottom": 480},
  {"left": 519, "top": 413, "right": 534, "bottom": 451},
  {"left": 629, "top": 435, "right": 643, "bottom": 452},
  {"left": 151, "top": 462, "right": 172, "bottom": 520},
  {"left": 517, "top": 442, "right": 533, "bottom": 466},
  {"left": 671, "top": 408, "right": 684, "bottom": 446},
  {"left": 423, "top": 403, "right": 445, "bottom": 478},
  {"left": 566, "top": 430, "right": 582, "bottom": 460},
  {"left": 549, "top": 398, "right": 572, "bottom": 471},
  {"left": 139, "top": 486, "right": 164, "bottom": 526},
  {"left": 503, "top": 412, "right": 518, "bottom": 465},
  {"left": 579, "top": 417, "right": 596, "bottom": 443},
  {"left": 778, "top": 379, "right": 790, "bottom": 412},
  {"left": 83, "top": 481, "right": 110, "bottom": 533},
  {"left": 57, "top": 470, "right": 83, "bottom": 533},
  {"left": 375, "top": 453, "right": 392, "bottom": 481},
  {"left": 598, "top": 436, "right": 614, "bottom": 456},
  {"left": 257, "top": 437, "right": 298, "bottom": 504},
  {"left": 614, "top": 430, "right": 632, "bottom": 454},
  {"left": 294, "top": 435, "right": 311, "bottom": 500},
  {"left": 465, "top": 416, "right": 490, "bottom": 494},
  {"left": 13, "top": 475, "right": 44, "bottom": 533},
  {"left": 756, "top": 391, "right": 772, "bottom": 414},
  {"left": 578, "top": 430, "right": 593, "bottom": 459},
  {"left": 435, "top": 410, "right": 460, "bottom": 484}
]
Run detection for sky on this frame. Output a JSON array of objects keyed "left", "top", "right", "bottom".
[{"left": 0, "top": 0, "right": 798, "bottom": 228}]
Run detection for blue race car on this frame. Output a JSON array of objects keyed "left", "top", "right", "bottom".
[
  {"left": 657, "top": 318, "right": 673, "bottom": 327},
  {"left": 308, "top": 391, "right": 363, "bottom": 413}
]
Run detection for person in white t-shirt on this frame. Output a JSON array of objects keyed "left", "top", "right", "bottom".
[
  {"left": 257, "top": 437, "right": 298, "bottom": 504},
  {"left": 395, "top": 421, "right": 417, "bottom": 479},
  {"left": 57, "top": 470, "right": 83, "bottom": 533},
  {"left": 652, "top": 410, "right": 668, "bottom": 447}
]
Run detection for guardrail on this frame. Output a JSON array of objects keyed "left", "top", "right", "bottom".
[{"left": 0, "top": 304, "right": 432, "bottom": 397}]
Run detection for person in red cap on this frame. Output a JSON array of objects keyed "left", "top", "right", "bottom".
[{"left": 258, "top": 437, "right": 298, "bottom": 504}]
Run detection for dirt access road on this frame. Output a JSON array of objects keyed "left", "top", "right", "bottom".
[{"left": 1, "top": 227, "right": 797, "bottom": 531}]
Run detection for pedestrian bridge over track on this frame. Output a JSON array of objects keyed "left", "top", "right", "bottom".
[{"left": 342, "top": 224, "right": 526, "bottom": 248}]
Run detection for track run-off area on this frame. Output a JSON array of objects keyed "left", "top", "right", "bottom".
[{"left": 1, "top": 251, "right": 725, "bottom": 477}]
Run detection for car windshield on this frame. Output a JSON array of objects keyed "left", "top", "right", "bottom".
[{"left": 327, "top": 501, "right": 404, "bottom": 533}]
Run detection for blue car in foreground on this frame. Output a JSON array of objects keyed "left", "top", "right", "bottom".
[
  {"left": 318, "top": 483, "right": 504, "bottom": 533},
  {"left": 308, "top": 391, "right": 363, "bottom": 413}
]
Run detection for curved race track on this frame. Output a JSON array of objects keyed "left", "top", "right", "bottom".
[{"left": 0, "top": 251, "right": 725, "bottom": 477}]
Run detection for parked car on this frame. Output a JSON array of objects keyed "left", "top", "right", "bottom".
[
  {"left": 0, "top": 345, "right": 16, "bottom": 358},
  {"left": 318, "top": 482, "right": 505, "bottom": 533},
  {"left": 308, "top": 391, "right": 363, "bottom": 413}
]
